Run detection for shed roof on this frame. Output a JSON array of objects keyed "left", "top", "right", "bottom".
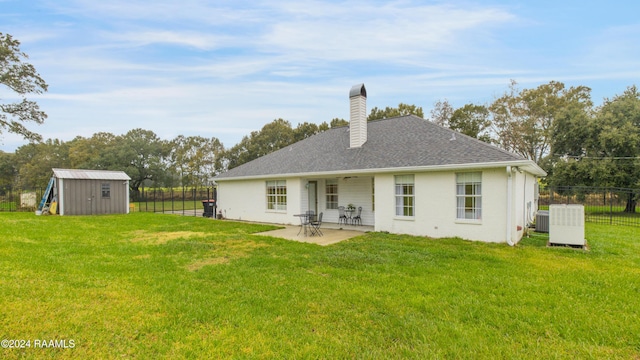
[
  {"left": 52, "top": 168, "right": 131, "bottom": 180},
  {"left": 215, "top": 115, "right": 546, "bottom": 180}
]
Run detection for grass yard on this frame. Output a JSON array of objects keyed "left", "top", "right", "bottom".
[
  {"left": 0, "top": 202, "right": 17, "bottom": 211},
  {"left": 134, "top": 199, "right": 203, "bottom": 212},
  {"left": 1, "top": 213, "right": 639, "bottom": 359}
]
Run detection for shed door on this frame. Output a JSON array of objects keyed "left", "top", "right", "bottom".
[{"left": 62, "top": 179, "right": 94, "bottom": 215}]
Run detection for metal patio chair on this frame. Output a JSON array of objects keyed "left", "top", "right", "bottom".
[
  {"left": 352, "top": 206, "right": 362, "bottom": 225},
  {"left": 338, "top": 206, "right": 348, "bottom": 225},
  {"left": 309, "top": 212, "right": 323, "bottom": 236}
]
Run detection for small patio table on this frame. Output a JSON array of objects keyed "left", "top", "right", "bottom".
[
  {"left": 345, "top": 208, "right": 355, "bottom": 222},
  {"left": 294, "top": 213, "right": 312, "bottom": 236}
]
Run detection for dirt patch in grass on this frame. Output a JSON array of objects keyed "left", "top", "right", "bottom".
[
  {"left": 128, "top": 230, "right": 208, "bottom": 245},
  {"left": 221, "top": 239, "right": 270, "bottom": 252},
  {"left": 126, "top": 230, "right": 270, "bottom": 271},
  {"left": 9, "top": 237, "right": 38, "bottom": 244},
  {"left": 186, "top": 257, "right": 230, "bottom": 271},
  {"left": 184, "top": 240, "right": 270, "bottom": 271}
]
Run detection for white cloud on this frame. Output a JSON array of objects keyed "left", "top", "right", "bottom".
[
  {"left": 104, "top": 30, "right": 233, "bottom": 50},
  {"left": 3, "top": 0, "right": 638, "bottom": 153},
  {"left": 259, "top": 2, "right": 516, "bottom": 62}
]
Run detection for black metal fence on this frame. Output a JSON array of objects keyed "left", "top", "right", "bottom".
[
  {"left": 0, "top": 188, "right": 46, "bottom": 212},
  {"left": 0, "top": 186, "right": 217, "bottom": 218},
  {"left": 6, "top": 185, "right": 636, "bottom": 226},
  {"left": 539, "top": 186, "right": 640, "bottom": 227},
  {"left": 134, "top": 187, "right": 217, "bottom": 217}
]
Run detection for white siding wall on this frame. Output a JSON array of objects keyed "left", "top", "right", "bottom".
[
  {"left": 217, "top": 178, "right": 303, "bottom": 225},
  {"left": 300, "top": 182, "right": 310, "bottom": 215},
  {"left": 320, "top": 177, "right": 374, "bottom": 225},
  {"left": 512, "top": 170, "right": 539, "bottom": 242},
  {"left": 298, "top": 177, "right": 374, "bottom": 226},
  {"left": 217, "top": 168, "right": 538, "bottom": 243},
  {"left": 349, "top": 95, "right": 367, "bottom": 148},
  {"left": 340, "top": 177, "right": 374, "bottom": 225},
  {"left": 375, "top": 169, "right": 510, "bottom": 243}
]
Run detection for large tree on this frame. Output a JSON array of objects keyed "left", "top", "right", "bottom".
[
  {"left": 222, "top": 118, "right": 334, "bottom": 170},
  {"left": 110, "top": 129, "right": 168, "bottom": 199},
  {"left": 293, "top": 121, "right": 329, "bottom": 142},
  {"left": 0, "top": 151, "right": 17, "bottom": 192},
  {"left": 0, "top": 33, "right": 48, "bottom": 142},
  {"left": 223, "top": 119, "right": 295, "bottom": 169},
  {"left": 14, "top": 139, "right": 70, "bottom": 189},
  {"left": 549, "top": 86, "right": 640, "bottom": 212},
  {"left": 489, "top": 80, "right": 592, "bottom": 163},
  {"left": 329, "top": 118, "right": 348, "bottom": 128},
  {"left": 368, "top": 103, "right": 424, "bottom": 121},
  {"left": 168, "top": 135, "right": 224, "bottom": 187},
  {"left": 449, "top": 104, "right": 492, "bottom": 143},
  {"left": 429, "top": 99, "right": 454, "bottom": 127},
  {"left": 67, "top": 132, "right": 118, "bottom": 169}
]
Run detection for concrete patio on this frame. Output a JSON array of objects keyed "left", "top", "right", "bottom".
[{"left": 254, "top": 223, "right": 373, "bottom": 246}]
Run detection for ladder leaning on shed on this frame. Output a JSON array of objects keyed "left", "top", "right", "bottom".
[{"left": 37, "top": 177, "right": 55, "bottom": 213}]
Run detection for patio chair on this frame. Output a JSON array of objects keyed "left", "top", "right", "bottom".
[
  {"left": 338, "top": 206, "right": 348, "bottom": 225},
  {"left": 306, "top": 210, "right": 316, "bottom": 222},
  {"left": 309, "top": 212, "right": 323, "bottom": 236},
  {"left": 352, "top": 206, "right": 362, "bottom": 225}
]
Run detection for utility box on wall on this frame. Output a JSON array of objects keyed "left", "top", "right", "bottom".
[{"left": 549, "top": 204, "right": 585, "bottom": 247}]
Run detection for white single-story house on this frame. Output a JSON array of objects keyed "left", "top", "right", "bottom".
[{"left": 214, "top": 84, "right": 546, "bottom": 244}]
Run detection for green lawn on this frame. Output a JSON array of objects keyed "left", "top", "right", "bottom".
[
  {"left": 1, "top": 213, "right": 638, "bottom": 359},
  {"left": 540, "top": 204, "right": 640, "bottom": 215},
  {"left": 0, "top": 202, "right": 17, "bottom": 211}
]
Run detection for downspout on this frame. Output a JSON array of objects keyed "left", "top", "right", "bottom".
[
  {"left": 506, "top": 166, "right": 515, "bottom": 246},
  {"left": 126, "top": 180, "right": 130, "bottom": 214}
]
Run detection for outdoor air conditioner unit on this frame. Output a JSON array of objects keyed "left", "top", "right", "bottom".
[
  {"left": 549, "top": 204, "right": 585, "bottom": 247},
  {"left": 535, "top": 210, "right": 549, "bottom": 233}
]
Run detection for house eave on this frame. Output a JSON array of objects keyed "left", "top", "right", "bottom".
[{"left": 214, "top": 159, "right": 546, "bottom": 182}]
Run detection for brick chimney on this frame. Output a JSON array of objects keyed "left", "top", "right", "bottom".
[{"left": 349, "top": 83, "right": 367, "bottom": 148}]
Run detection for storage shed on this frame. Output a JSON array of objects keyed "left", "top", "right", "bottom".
[{"left": 42, "top": 168, "right": 131, "bottom": 216}]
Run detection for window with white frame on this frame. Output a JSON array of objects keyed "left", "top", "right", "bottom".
[
  {"left": 326, "top": 179, "right": 338, "bottom": 209},
  {"left": 395, "top": 175, "right": 414, "bottom": 217},
  {"left": 266, "top": 180, "right": 287, "bottom": 211},
  {"left": 456, "top": 172, "right": 482, "bottom": 220}
]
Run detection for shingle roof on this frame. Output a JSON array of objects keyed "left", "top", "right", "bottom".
[
  {"left": 215, "top": 115, "right": 543, "bottom": 179},
  {"left": 53, "top": 168, "right": 131, "bottom": 180}
]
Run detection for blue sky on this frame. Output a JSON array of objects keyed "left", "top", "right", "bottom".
[{"left": 2, "top": 0, "right": 639, "bottom": 152}]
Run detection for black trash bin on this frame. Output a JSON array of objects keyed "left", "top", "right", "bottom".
[{"left": 202, "top": 199, "right": 215, "bottom": 217}]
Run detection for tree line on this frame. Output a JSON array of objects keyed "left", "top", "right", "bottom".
[
  {"left": 0, "top": 122, "right": 336, "bottom": 198},
  {"left": 433, "top": 81, "right": 640, "bottom": 210},
  {"left": 3, "top": 80, "right": 639, "bottom": 197},
  {"left": 2, "top": 33, "right": 639, "bottom": 208}
]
